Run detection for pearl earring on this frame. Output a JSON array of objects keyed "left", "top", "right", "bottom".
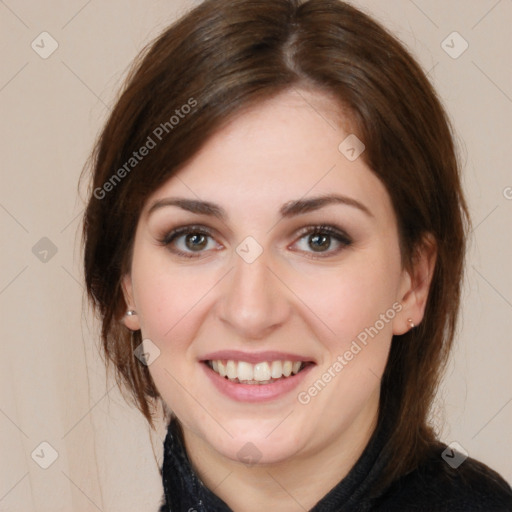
[
  {"left": 407, "top": 318, "right": 415, "bottom": 329},
  {"left": 126, "top": 310, "right": 137, "bottom": 316}
]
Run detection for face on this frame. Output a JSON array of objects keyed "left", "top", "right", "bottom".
[{"left": 122, "top": 89, "right": 426, "bottom": 466}]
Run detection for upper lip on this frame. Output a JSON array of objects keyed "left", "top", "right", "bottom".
[{"left": 200, "top": 350, "right": 316, "bottom": 364}]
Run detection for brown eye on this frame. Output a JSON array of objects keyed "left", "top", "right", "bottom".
[
  {"left": 292, "top": 225, "right": 352, "bottom": 258},
  {"left": 309, "top": 233, "right": 332, "bottom": 252},
  {"left": 184, "top": 233, "right": 208, "bottom": 251},
  {"left": 160, "top": 226, "right": 218, "bottom": 258}
]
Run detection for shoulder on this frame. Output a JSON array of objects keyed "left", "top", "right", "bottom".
[{"left": 373, "top": 442, "right": 512, "bottom": 511}]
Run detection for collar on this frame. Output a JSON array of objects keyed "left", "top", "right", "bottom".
[{"left": 160, "top": 415, "right": 392, "bottom": 512}]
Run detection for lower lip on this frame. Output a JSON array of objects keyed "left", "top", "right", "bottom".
[{"left": 201, "top": 362, "right": 315, "bottom": 403}]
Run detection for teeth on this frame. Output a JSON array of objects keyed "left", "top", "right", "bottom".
[
  {"left": 226, "top": 360, "right": 237, "bottom": 379},
  {"left": 208, "top": 359, "right": 306, "bottom": 383},
  {"left": 271, "top": 361, "right": 283, "bottom": 378},
  {"left": 237, "top": 361, "right": 254, "bottom": 381},
  {"left": 217, "top": 360, "right": 227, "bottom": 377},
  {"left": 253, "top": 362, "right": 271, "bottom": 381}
]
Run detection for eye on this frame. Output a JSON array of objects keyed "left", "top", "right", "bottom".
[
  {"left": 158, "top": 223, "right": 352, "bottom": 259},
  {"left": 291, "top": 224, "right": 352, "bottom": 258},
  {"left": 158, "top": 225, "right": 219, "bottom": 258}
]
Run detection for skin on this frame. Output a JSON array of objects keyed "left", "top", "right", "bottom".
[{"left": 122, "top": 88, "right": 436, "bottom": 511}]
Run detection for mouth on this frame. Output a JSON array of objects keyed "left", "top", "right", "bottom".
[{"left": 203, "top": 359, "right": 314, "bottom": 385}]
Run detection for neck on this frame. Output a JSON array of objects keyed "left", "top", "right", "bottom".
[{"left": 181, "top": 394, "right": 380, "bottom": 511}]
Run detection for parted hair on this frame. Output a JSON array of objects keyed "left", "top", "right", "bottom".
[{"left": 81, "top": 0, "right": 469, "bottom": 494}]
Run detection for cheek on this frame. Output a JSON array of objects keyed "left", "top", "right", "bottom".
[
  {"left": 293, "top": 254, "right": 401, "bottom": 428},
  {"left": 135, "top": 273, "right": 207, "bottom": 349},
  {"left": 133, "top": 237, "right": 402, "bottom": 354},
  {"left": 292, "top": 249, "right": 402, "bottom": 349},
  {"left": 131, "top": 243, "right": 217, "bottom": 342}
]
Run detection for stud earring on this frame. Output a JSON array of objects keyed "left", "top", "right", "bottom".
[
  {"left": 407, "top": 318, "right": 415, "bottom": 330},
  {"left": 126, "top": 310, "right": 137, "bottom": 316}
]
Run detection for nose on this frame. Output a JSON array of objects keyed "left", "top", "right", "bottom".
[{"left": 217, "top": 247, "right": 292, "bottom": 340}]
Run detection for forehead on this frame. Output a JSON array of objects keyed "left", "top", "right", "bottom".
[{"left": 145, "top": 89, "right": 393, "bottom": 222}]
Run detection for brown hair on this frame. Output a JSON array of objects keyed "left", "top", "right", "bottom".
[{"left": 81, "top": 0, "right": 469, "bottom": 494}]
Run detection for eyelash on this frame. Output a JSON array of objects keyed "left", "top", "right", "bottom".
[{"left": 158, "top": 224, "right": 353, "bottom": 259}]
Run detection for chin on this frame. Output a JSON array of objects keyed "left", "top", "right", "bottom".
[
  {"left": 206, "top": 418, "right": 308, "bottom": 466},
  {"left": 218, "top": 438, "right": 301, "bottom": 467}
]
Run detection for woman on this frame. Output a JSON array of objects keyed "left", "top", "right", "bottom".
[{"left": 81, "top": 0, "right": 512, "bottom": 510}]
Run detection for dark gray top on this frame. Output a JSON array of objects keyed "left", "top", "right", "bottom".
[{"left": 158, "top": 416, "right": 512, "bottom": 511}]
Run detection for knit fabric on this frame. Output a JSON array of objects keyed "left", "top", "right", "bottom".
[{"left": 158, "top": 417, "right": 512, "bottom": 511}]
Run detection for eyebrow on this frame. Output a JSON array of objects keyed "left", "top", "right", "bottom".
[{"left": 146, "top": 193, "right": 374, "bottom": 220}]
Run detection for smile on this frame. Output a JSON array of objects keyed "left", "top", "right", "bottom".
[
  {"left": 206, "top": 359, "right": 310, "bottom": 384},
  {"left": 200, "top": 350, "right": 316, "bottom": 402}
]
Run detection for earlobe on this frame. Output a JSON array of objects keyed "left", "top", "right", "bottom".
[
  {"left": 121, "top": 274, "right": 140, "bottom": 331},
  {"left": 392, "top": 234, "right": 437, "bottom": 335}
]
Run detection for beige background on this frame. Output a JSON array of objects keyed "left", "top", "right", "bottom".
[{"left": 1, "top": 1, "right": 511, "bottom": 510}]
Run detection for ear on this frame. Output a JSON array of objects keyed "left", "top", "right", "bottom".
[
  {"left": 121, "top": 273, "right": 141, "bottom": 331},
  {"left": 393, "top": 233, "right": 437, "bottom": 335}
]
